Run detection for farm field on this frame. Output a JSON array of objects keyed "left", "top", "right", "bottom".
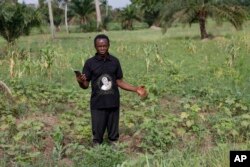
[{"left": 0, "top": 21, "right": 250, "bottom": 166}]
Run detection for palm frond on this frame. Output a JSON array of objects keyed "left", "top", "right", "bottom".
[
  {"left": 209, "top": 4, "right": 247, "bottom": 30},
  {"left": 160, "top": 0, "right": 248, "bottom": 35}
]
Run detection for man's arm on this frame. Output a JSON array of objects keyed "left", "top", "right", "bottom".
[
  {"left": 116, "top": 79, "right": 139, "bottom": 93},
  {"left": 116, "top": 79, "right": 148, "bottom": 97},
  {"left": 76, "top": 74, "right": 89, "bottom": 89}
]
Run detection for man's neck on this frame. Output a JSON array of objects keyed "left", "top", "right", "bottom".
[{"left": 98, "top": 53, "right": 109, "bottom": 58}]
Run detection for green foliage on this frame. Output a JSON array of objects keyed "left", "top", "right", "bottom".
[
  {"left": 121, "top": 143, "right": 243, "bottom": 167},
  {"left": 39, "top": 0, "right": 64, "bottom": 30},
  {"left": 78, "top": 20, "right": 99, "bottom": 32},
  {"left": 0, "top": 117, "right": 43, "bottom": 166},
  {"left": 160, "top": 0, "right": 248, "bottom": 39},
  {"left": 0, "top": 3, "right": 41, "bottom": 43},
  {"left": 39, "top": 44, "right": 57, "bottom": 78},
  {"left": 120, "top": 5, "right": 141, "bottom": 30},
  {"left": 51, "top": 126, "right": 66, "bottom": 162},
  {"left": 0, "top": 115, "right": 16, "bottom": 143},
  {"left": 76, "top": 144, "right": 126, "bottom": 167},
  {"left": 131, "top": 0, "right": 164, "bottom": 26},
  {"left": 141, "top": 119, "right": 176, "bottom": 152},
  {"left": 14, "top": 120, "right": 45, "bottom": 146},
  {"left": 59, "top": 111, "right": 91, "bottom": 144},
  {"left": 69, "top": 0, "right": 95, "bottom": 26},
  {"left": 0, "top": 27, "right": 250, "bottom": 165}
]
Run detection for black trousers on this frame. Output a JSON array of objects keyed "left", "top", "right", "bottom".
[{"left": 91, "top": 107, "right": 119, "bottom": 144}]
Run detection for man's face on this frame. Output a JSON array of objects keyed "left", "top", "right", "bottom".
[{"left": 95, "top": 38, "right": 109, "bottom": 56}]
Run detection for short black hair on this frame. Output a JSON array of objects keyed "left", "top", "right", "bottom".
[{"left": 94, "top": 34, "right": 110, "bottom": 46}]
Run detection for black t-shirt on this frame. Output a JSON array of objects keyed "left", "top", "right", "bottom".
[{"left": 82, "top": 53, "right": 123, "bottom": 110}]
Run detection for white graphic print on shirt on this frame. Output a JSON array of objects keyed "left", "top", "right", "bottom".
[{"left": 97, "top": 74, "right": 113, "bottom": 95}]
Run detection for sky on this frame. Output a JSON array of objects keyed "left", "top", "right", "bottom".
[
  {"left": 108, "top": 0, "right": 131, "bottom": 9},
  {"left": 18, "top": 0, "right": 131, "bottom": 9}
]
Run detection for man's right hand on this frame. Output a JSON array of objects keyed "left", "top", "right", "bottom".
[
  {"left": 76, "top": 73, "right": 87, "bottom": 83},
  {"left": 76, "top": 74, "right": 89, "bottom": 89}
]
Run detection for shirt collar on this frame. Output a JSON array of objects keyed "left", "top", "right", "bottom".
[{"left": 94, "top": 53, "right": 111, "bottom": 61}]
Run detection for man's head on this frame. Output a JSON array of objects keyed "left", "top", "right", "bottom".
[{"left": 94, "top": 34, "right": 110, "bottom": 56}]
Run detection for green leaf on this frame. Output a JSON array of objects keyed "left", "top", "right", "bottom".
[
  {"left": 186, "top": 120, "right": 194, "bottom": 128},
  {"left": 180, "top": 112, "right": 189, "bottom": 119},
  {"left": 176, "top": 128, "right": 186, "bottom": 136},
  {"left": 241, "top": 121, "right": 249, "bottom": 127}
]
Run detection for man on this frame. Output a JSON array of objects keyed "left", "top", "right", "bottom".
[{"left": 76, "top": 34, "right": 147, "bottom": 146}]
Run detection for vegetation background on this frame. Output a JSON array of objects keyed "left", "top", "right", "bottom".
[{"left": 0, "top": 0, "right": 250, "bottom": 166}]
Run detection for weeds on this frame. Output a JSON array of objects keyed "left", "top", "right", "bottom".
[{"left": 0, "top": 29, "right": 249, "bottom": 166}]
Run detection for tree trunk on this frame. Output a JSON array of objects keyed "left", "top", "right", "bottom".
[
  {"left": 105, "top": 1, "right": 108, "bottom": 17},
  {"left": 95, "top": 0, "right": 102, "bottom": 30},
  {"left": 127, "top": 20, "right": 133, "bottom": 30},
  {"left": 48, "top": 0, "right": 55, "bottom": 39},
  {"left": 65, "top": 3, "right": 69, "bottom": 34},
  {"left": 198, "top": 10, "right": 208, "bottom": 39},
  {"left": 199, "top": 18, "right": 208, "bottom": 39}
]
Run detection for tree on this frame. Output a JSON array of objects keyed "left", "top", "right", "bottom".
[
  {"left": 99, "top": 0, "right": 112, "bottom": 30},
  {"left": 48, "top": 0, "right": 55, "bottom": 38},
  {"left": 63, "top": 0, "right": 69, "bottom": 33},
  {"left": 100, "top": 0, "right": 109, "bottom": 17},
  {"left": 120, "top": 5, "right": 141, "bottom": 30},
  {"left": 0, "top": 2, "right": 41, "bottom": 43},
  {"left": 50, "top": 1, "right": 64, "bottom": 32},
  {"left": 131, "top": 0, "right": 164, "bottom": 27},
  {"left": 237, "top": 0, "right": 250, "bottom": 18},
  {"left": 39, "top": 0, "right": 64, "bottom": 33},
  {"left": 69, "top": 0, "right": 95, "bottom": 25},
  {"left": 161, "top": 0, "right": 248, "bottom": 39},
  {"left": 59, "top": 0, "right": 70, "bottom": 34},
  {"left": 95, "top": 0, "right": 102, "bottom": 30}
]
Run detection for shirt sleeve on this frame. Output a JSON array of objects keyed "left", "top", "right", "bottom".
[
  {"left": 82, "top": 60, "right": 91, "bottom": 81},
  {"left": 116, "top": 59, "right": 123, "bottom": 80}
]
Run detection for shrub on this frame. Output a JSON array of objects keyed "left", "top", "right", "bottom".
[{"left": 0, "top": 2, "right": 41, "bottom": 43}]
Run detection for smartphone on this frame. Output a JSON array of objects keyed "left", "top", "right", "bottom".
[{"left": 74, "top": 70, "right": 81, "bottom": 77}]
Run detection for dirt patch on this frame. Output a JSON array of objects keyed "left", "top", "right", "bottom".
[
  {"left": 200, "top": 134, "right": 215, "bottom": 153},
  {"left": 159, "top": 95, "right": 182, "bottom": 114},
  {"left": 58, "top": 158, "right": 74, "bottom": 167},
  {"left": 16, "top": 113, "right": 59, "bottom": 131},
  {"left": 15, "top": 113, "right": 60, "bottom": 158},
  {"left": 150, "top": 25, "right": 161, "bottom": 30},
  {"left": 43, "top": 135, "right": 54, "bottom": 158},
  {"left": 37, "top": 115, "right": 59, "bottom": 131},
  {"left": 119, "top": 132, "right": 144, "bottom": 154},
  {"left": 0, "top": 148, "right": 3, "bottom": 159},
  {"left": 119, "top": 134, "right": 131, "bottom": 143}
]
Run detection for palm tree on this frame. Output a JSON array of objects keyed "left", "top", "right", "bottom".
[
  {"left": 48, "top": 0, "right": 55, "bottom": 38},
  {"left": 65, "top": 1, "right": 69, "bottom": 33},
  {"left": 0, "top": 2, "right": 41, "bottom": 43},
  {"left": 131, "top": 0, "right": 164, "bottom": 27},
  {"left": 161, "top": 0, "right": 247, "bottom": 39},
  {"left": 95, "top": 0, "right": 102, "bottom": 30},
  {"left": 120, "top": 5, "right": 141, "bottom": 30},
  {"left": 100, "top": 0, "right": 109, "bottom": 17},
  {"left": 99, "top": 0, "right": 111, "bottom": 30},
  {"left": 59, "top": 0, "right": 70, "bottom": 34},
  {"left": 69, "top": 0, "right": 95, "bottom": 25}
]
